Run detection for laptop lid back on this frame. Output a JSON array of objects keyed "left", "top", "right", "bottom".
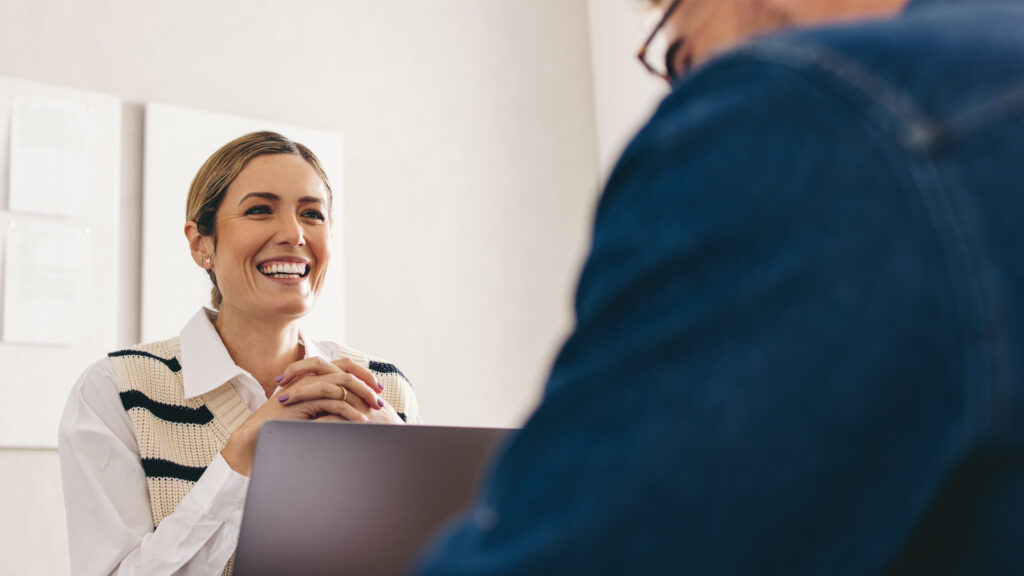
[{"left": 234, "top": 420, "right": 507, "bottom": 576}]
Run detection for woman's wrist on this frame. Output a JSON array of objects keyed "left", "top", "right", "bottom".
[{"left": 221, "top": 424, "right": 256, "bottom": 477}]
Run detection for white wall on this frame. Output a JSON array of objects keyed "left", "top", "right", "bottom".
[
  {"left": 0, "top": 1, "right": 599, "bottom": 573},
  {"left": 587, "top": 0, "right": 668, "bottom": 177},
  {"left": 0, "top": 0, "right": 667, "bottom": 573}
]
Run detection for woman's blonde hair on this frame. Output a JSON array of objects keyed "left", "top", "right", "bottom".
[{"left": 186, "top": 131, "right": 333, "bottom": 309}]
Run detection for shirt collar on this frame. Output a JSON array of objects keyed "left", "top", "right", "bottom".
[
  {"left": 302, "top": 336, "right": 329, "bottom": 362},
  {"left": 178, "top": 307, "right": 329, "bottom": 400}
]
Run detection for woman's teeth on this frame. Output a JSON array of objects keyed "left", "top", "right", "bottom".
[{"left": 258, "top": 262, "right": 309, "bottom": 278}]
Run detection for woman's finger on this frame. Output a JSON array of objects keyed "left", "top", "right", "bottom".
[
  {"left": 293, "top": 398, "right": 369, "bottom": 422},
  {"left": 332, "top": 357, "right": 384, "bottom": 392},
  {"left": 336, "top": 371, "right": 383, "bottom": 410},
  {"left": 277, "top": 378, "right": 346, "bottom": 406},
  {"left": 276, "top": 357, "right": 341, "bottom": 387},
  {"left": 280, "top": 371, "right": 382, "bottom": 411},
  {"left": 277, "top": 357, "right": 383, "bottom": 394}
]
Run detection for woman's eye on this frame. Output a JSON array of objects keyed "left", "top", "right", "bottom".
[
  {"left": 303, "top": 210, "right": 326, "bottom": 221},
  {"left": 245, "top": 205, "right": 271, "bottom": 216}
]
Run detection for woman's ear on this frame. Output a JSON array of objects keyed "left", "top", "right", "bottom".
[{"left": 184, "top": 221, "right": 213, "bottom": 268}]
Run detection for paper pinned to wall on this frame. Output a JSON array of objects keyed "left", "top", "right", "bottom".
[
  {"left": 0, "top": 76, "right": 119, "bottom": 449},
  {"left": 8, "top": 95, "right": 96, "bottom": 219},
  {"left": 2, "top": 221, "right": 91, "bottom": 345}
]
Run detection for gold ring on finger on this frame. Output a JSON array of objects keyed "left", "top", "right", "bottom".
[{"left": 341, "top": 386, "right": 348, "bottom": 402}]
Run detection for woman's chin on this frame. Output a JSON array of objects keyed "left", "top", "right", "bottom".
[
  {"left": 250, "top": 296, "right": 316, "bottom": 320},
  {"left": 272, "top": 300, "right": 316, "bottom": 318},
  {"left": 218, "top": 290, "right": 319, "bottom": 322}
]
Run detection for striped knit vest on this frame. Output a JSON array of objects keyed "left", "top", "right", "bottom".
[
  {"left": 109, "top": 336, "right": 422, "bottom": 575},
  {"left": 110, "top": 337, "right": 249, "bottom": 575},
  {"left": 108, "top": 336, "right": 422, "bottom": 569}
]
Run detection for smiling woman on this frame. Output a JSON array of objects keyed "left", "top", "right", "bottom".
[
  {"left": 185, "top": 133, "right": 335, "bottom": 312},
  {"left": 187, "top": 151, "right": 331, "bottom": 324},
  {"left": 58, "top": 131, "right": 421, "bottom": 575}
]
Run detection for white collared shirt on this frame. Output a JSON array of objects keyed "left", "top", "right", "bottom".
[{"left": 58, "top": 308, "right": 332, "bottom": 576}]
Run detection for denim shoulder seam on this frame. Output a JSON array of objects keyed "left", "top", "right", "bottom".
[
  {"left": 715, "top": 39, "right": 936, "bottom": 151},
  {"left": 727, "top": 38, "right": 1024, "bottom": 150}
]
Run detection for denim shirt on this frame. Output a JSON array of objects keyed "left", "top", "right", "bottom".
[{"left": 415, "top": 1, "right": 1024, "bottom": 574}]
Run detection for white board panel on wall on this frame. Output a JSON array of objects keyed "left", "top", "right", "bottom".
[
  {"left": 142, "top": 103, "right": 344, "bottom": 344},
  {"left": 0, "top": 76, "right": 120, "bottom": 448}
]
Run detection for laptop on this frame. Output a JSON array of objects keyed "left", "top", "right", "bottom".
[{"left": 233, "top": 420, "right": 510, "bottom": 576}]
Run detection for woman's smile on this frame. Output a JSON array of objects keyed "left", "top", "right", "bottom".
[
  {"left": 256, "top": 259, "right": 311, "bottom": 279},
  {"left": 255, "top": 257, "right": 313, "bottom": 286}
]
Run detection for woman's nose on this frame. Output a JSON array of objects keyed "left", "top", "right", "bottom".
[{"left": 275, "top": 214, "right": 306, "bottom": 246}]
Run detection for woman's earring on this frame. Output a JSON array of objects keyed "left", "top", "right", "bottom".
[{"left": 203, "top": 257, "right": 211, "bottom": 267}]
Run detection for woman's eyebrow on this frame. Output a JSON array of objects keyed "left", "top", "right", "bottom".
[
  {"left": 237, "top": 191, "right": 279, "bottom": 205},
  {"left": 237, "top": 193, "right": 324, "bottom": 205}
]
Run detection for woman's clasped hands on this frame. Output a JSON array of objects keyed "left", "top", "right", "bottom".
[
  {"left": 275, "top": 357, "right": 403, "bottom": 424},
  {"left": 222, "top": 357, "right": 404, "bottom": 476}
]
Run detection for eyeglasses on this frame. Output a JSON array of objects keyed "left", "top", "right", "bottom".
[{"left": 636, "top": 0, "right": 685, "bottom": 83}]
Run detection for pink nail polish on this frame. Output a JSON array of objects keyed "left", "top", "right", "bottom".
[
  {"left": 278, "top": 393, "right": 290, "bottom": 403},
  {"left": 377, "top": 397, "right": 385, "bottom": 408}
]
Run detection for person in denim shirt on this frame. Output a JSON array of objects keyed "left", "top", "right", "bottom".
[{"left": 414, "top": 0, "right": 1024, "bottom": 574}]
